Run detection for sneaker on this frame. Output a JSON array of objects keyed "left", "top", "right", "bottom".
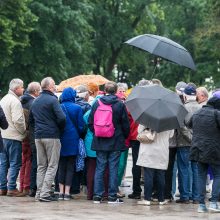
[
  {"left": 208, "top": 202, "right": 220, "bottom": 212},
  {"left": 128, "top": 193, "right": 141, "bottom": 199},
  {"left": 93, "top": 195, "right": 102, "bottom": 204},
  {"left": 108, "top": 197, "right": 124, "bottom": 204},
  {"left": 39, "top": 196, "right": 58, "bottom": 202},
  {"left": 117, "top": 192, "right": 125, "bottom": 198},
  {"left": 137, "top": 200, "right": 151, "bottom": 206},
  {"left": 159, "top": 200, "right": 168, "bottom": 205},
  {"left": 164, "top": 198, "right": 172, "bottom": 203},
  {"left": 64, "top": 194, "right": 72, "bottom": 201},
  {"left": 58, "top": 193, "right": 64, "bottom": 200},
  {"left": 176, "top": 199, "right": 189, "bottom": 204},
  {"left": 197, "top": 204, "right": 208, "bottom": 213},
  {"left": 120, "top": 181, "right": 130, "bottom": 187}
]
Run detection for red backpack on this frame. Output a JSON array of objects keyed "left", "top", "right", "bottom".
[{"left": 94, "top": 99, "right": 115, "bottom": 137}]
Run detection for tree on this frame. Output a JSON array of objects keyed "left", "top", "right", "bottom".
[
  {"left": 0, "top": 0, "right": 37, "bottom": 69},
  {"left": 89, "top": 0, "right": 164, "bottom": 78},
  {"left": 0, "top": 0, "right": 94, "bottom": 91}
]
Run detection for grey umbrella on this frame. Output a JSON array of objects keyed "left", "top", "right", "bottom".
[
  {"left": 125, "top": 34, "right": 196, "bottom": 71},
  {"left": 125, "top": 85, "right": 188, "bottom": 132}
]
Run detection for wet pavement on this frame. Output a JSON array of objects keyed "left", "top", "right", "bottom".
[
  {"left": 1, "top": 151, "right": 220, "bottom": 219},
  {"left": 1, "top": 194, "right": 220, "bottom": 220}
]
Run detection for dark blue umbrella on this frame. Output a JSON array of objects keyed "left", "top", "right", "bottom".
[
  {"left": 125, "top": 85, "right": 188, "bottom": 132},
  {"left": 125, "top": 34, "right": 196, "bottom": 71}
]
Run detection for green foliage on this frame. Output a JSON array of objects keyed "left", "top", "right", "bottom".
[
  {"left": 89, "top": 0, "right": 164, "bottom": 76},
  {"left": 0, "top": 0, "right": 37, "bottom": 68},
  {"left": 0, "top": 0, "right": 219, "bottom": 92}
]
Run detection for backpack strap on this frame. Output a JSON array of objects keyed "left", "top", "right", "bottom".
[
  {"left": 62, "top": 104, "right": 79, "bottom": 135},
  {"left": 98, "top": 99, "right": 112, "bottom": 106},
  {"left": 97, "top": 99, "right": 103, "bottom": 106}
]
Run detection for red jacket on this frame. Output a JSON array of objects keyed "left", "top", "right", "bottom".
[{"left": 129, "top": 114, "right": 139, "bottom": 141}]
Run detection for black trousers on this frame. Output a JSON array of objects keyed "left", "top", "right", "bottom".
[
  {"left": 164, "top": 147, "right": 177, "bottom": 199},
  {"left": 131, "top": 140, "right": 142, "bottom": 195},
  {"left": 58, "top": 156, "right": 76, "bottom": 186}
]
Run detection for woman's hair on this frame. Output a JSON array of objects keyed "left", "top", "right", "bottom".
[{"left": 87, "top": 82, "right": 99, "bottom": 95}]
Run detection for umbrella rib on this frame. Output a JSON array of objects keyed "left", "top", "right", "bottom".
[{"left": 148, "top": 35, "right": 188, "bottom": 52}]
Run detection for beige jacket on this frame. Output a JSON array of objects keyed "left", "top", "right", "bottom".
[
  {"left": 0, "top": 90, "right": 26, "bottom": 141},
  {"left": 136, "top": 125, "right": 174, "bottom": 170}
]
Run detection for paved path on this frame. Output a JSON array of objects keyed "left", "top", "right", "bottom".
[
  {"left": 1, "top": 150, "right": 220, "bottom": 219},
  {"left": 0, "top": 195, "right": 220, "bottom": 220}
]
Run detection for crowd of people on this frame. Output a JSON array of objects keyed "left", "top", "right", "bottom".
[{"left": 0, "top": 76, "right": 220, "bottom": 214}]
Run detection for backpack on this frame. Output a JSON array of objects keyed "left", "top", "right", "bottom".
[{"left": 94, "top": 99, "right": 115, "bottom": 137}]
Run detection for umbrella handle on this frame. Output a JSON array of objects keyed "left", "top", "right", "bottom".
[{"left": 150, "top": 65, "right": 157, "bottom": 79}]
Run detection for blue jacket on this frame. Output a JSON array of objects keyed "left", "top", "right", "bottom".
[
  {"left": 30, "top": 90, "right": 66, "bottom": 139},
  {"left": 60, "top": 87, "right": 84, "bottom": 156},
  {"left": 83, "top": 95, "right": 102, "bottom": 157}
]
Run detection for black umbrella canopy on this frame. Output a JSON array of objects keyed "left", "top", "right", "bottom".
[
  {"left": 125, "top": 34, "right": 196, "bottom": 71},
  {"left": 125, "top": 85, "right": 188, "bottom": 132}
]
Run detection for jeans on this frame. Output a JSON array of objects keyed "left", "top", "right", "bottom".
[
  {"left": 94, "top": 151, "right": 120, "bottom": 198},
  {"left": 131, "top": 140, "right": 142, "bottom": 195},
  {"left": 86, "top": 157, "right": 109, "bottom": 200},
  {"left": 189, "top": 161, "right": 199, "bottom": 200},
  {"left": 144, "top": 167, "right": 165, "bottom": 202},
  {"left": 0, "top": 139, "right": 22, "bottom": 190},
  {"left": 172, "top": 160, "right": 178, "bottom": 196},
  {"left": 198, "top": 162, "right": 220, "bottom": 204},
  {"left": 177, "top": 147, "right": 190, "bottom": 200}
]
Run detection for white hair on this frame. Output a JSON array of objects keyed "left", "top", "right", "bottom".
[
  {"left": 27, "top": 82, "right": 41, "bottom": 94},
  {"left": 41, "top": 77, "right": 54, "bottom": 90},
  {"left": 9, "top": 78, "right": 23, "bottom": 91},
  {"left": 197, "top": 87, "right": 209, "bottom": 98},
  {"left": 117, "top": 82, "right": 128, "bottom": 91}
]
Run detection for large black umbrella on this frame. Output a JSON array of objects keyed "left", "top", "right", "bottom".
[
  {"left": 125, "top": 34, "right": 196, "bottom": 71},
  {"left": 125, "top": 85, "right": 188, "bottom": 132}
]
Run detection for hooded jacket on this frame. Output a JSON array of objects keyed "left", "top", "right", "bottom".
[
  {"left": 88, "top": 94, "right": 130, "bottom": 151},
  {"left": 60, "top": 87, "right": 84, "bottom": 156}
]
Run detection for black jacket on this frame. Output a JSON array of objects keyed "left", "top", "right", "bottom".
[
  {"left": 88, "top": 95, "right": 130, "bottom": 151},
  {"left": 189, "top": 105, "right": 220, "bottom": 165},
  {"left": 21, "top": 93, "right": 35, "bottom": 110},
  {"left": 75, "top": 97, "right": 91, "bottom": 114},
  {"left": 21, "top": 93, "right": 36, "bottom": 143},
  {"left": 30, "top": 90, "right": 66, "bottom": 139},
  {"left": 0, "top": 106, "right": 8, "bottom": 152}
]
